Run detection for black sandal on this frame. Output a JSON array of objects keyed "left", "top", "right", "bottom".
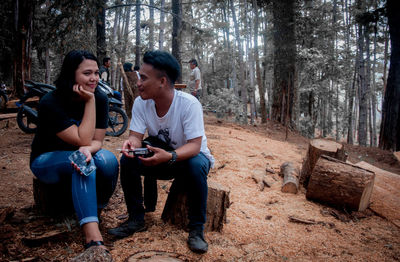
[{"left": 84, "top": 240, "right": 109, "bottom": 253}]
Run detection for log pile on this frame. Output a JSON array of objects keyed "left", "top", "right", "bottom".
[
  {"left": 161, "top": 180, "right": 230, "bottom": 232},
  {"left": 306, "top": 155, "right": 375, "bottom": 211}
]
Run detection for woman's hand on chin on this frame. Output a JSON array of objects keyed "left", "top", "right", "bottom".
[{"left": 73, "top": 84, "right": 94, "bottom": 102}]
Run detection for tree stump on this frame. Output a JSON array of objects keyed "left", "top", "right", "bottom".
[
  {"left": 33, "top": 177, "right": 74, "bottom": 216},
  {"left": 161, "top": 180, "right": 230, "bottom": 232},
  {"left": 280, "top": 162, "right": 299, "bottom": 194},
  {"left": 300, "top": 139, "right": 347, "bottom": 188},
  {"left": 306, "top": 155, "right": 375, "bottom": 211}
]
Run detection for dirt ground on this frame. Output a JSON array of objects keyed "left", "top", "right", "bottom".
[{"left": 1, "top": 114, "right": 400, "bottom": 262}]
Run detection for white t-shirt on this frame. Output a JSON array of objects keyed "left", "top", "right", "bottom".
[
  {"left": 130, "top": 89, "right": 214, "bottom": 167},
  {"left": 189, "top": 67, "right": 201, "bottom": 92}
]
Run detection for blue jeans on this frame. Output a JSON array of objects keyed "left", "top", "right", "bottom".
[
  {"left": 120, "top": 152, "right": 210, "bottom": 231},
  {"left": 30, "top": 149, "right": 119, "bottom": 226}
]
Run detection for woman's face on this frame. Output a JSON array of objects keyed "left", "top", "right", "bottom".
[{"left": 74, "top": 59, "right": 99, "bottom": 93}]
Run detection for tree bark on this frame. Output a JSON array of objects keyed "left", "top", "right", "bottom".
[
  {"left": 300, "top": 138, "right": 347, "bottom": 188},
  {"left": 271, "top": 0, "right": 296, "bottom": 125},
  {"left": 33, "top": 178, "right": 74, "bottom": 216},
  {"left": 357, "top": 0, "right": 368, "bottom": 146},
  {"left": 379, "top": 0, "right": 400, "bottom": 151},
  {"left": 135, "top": 0, "right": 141, "bottom": 67},
  {"left": 280, "top": 162, "right": 299, "bottom": 194},
  {"left": 13, "top": 0, "right": 34, "bottom": 97},
  {"left": 253, "top": 0, "right": 267, "bottom": 123},
  {"left": 230, "top": 0, "right": 248, "bottom": 124},
  {"left": 158, "top": 0, "right": 165, "bottom": 50},
  {"left": 96, "top": 0, "right": 107, "bottom": 63},
  {"left": 306, "top": 155, "right": 375, "bottom": 212},
  {"left": 171, "top": 0, "right": 183, "bottom": 83},
  {"left": 161, "top": 180, "right": 230, "bottom": 232}
]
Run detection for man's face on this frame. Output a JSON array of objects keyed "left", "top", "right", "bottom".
[
  {"left": 189, "top": 62, "right": 195, "bottom": 70},
  {"left": 137, "top": 63, "right": 164, "bottom": 100},
  {"left": 105, "top": 60, "right": 111, "bottom": 68}
]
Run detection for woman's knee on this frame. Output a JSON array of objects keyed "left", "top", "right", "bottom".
[{"left": 93, "top": 149, "right": 119, "bottom": 176}]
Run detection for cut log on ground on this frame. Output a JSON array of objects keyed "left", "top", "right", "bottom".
[
  {"left": 33, "top": 177, "right": 74, "bottom": 216},
  {"left": 394, "top": 151, "right": 400, "bottom": 164},
  {"left": 300, "top": 138, "right": 347, "bottom": 188},
  {"left": 306, "top": 155, "right": 375, "bottom": 211},
  {"left": 161, "top": 180, "right": 230, "bottom": 232},
  {"left": 280, "top": 162, "right": 299, "bottom": 194},
  {"left": 0, "top": 113, "right": 17, "bottom": 121},
  {"left": 354, "top": 161, "right": 400, "bottom": 228}
]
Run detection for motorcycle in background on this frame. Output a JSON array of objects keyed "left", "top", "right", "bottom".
[
  {"left": 97, "top": 80, "right": 128, "bottom": 137},
  {"left": 16, "top": 80, "right": 55, "bottom": 133},
  {"left": 16, "top": 80, "right": 128, "bottom": 137}
]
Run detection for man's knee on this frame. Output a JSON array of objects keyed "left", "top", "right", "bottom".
[{"left": 186, "top": 154, "right": 210, "bottom": 176}]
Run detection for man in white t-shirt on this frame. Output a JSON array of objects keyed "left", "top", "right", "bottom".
[
  {"left": 108, "top": 51, "right": 214, "bottom": 254},
  {"left": 188, "top": 59, "right": 202, "bottom": 100}
]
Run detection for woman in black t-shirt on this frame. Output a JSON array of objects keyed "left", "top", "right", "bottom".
[{"left": 30, "top": 50, "right": 118, "bottom": 256}]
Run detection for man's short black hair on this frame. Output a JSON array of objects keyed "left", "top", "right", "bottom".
[
  {"left": 103, "top": 57, "right": 111, "bottom": 65},
  {"left": 134, "top": 65, "right": 140, "bottom": 71},
  {"left": 189, "top": 58, "right": 198, "bottom": 66},
  {"left": 143, "top": 50, "right": 180, "bottom": 85}
]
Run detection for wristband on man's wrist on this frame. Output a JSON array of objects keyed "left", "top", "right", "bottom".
[{"left": 168, "top": 150, "right": 177, "bottom": 165}]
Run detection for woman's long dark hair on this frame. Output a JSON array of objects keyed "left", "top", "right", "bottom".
[{"left": 54, "top": 50, "right": 99, "bottom": 97}]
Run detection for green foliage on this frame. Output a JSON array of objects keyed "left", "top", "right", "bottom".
[{"left": 204, "top": 88, "right": 244, "bottom": 122}]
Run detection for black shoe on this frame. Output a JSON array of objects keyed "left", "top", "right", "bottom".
[
  {"left": 108, "top": 219, "right": 147, "bottom": 239},
  {"left": 187, "top": 229, "right": 208, "bottom": 253}
]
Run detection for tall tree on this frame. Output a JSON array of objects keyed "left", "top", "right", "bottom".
[
  {"left": 379, "top": 0, "right": 400, "bottom": 151},
  {"left": 135, "top": 0, "right": 141, "bottom": 67},
  {"left": 158, "top": 0, "right": 166, "bottom": 50},
  {"left": 271, "top": 0, "right": 296, "bottom": 125},
  {"left": 149, "top": 0, "right": 155, "bottom": 50},
  {"left": 13, "top": 0, "right": 35, "bottom": 97},
  {"left": 172, "top": 0, "right": 183, "bottom": 83},
  {"left": 96, "top": 0, "right": 107, "bottom": 63},
  {"left": 230, "top": 0, "right": 248, "bottom": 124},
  {"left": 253, "top": 0, "right": 267, "bottom": 123}
]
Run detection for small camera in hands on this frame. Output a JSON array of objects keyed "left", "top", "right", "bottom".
[{"left": 130, "top": 148, "right": 153, "bottom": 158}]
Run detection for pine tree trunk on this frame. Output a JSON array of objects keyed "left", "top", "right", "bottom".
[
  {"left": 96, "top": 0, "right": 107, "bottom": 63},
  {"left": 171, "top": 0, "right": 182, "bottom": 83},
  {"left": 230, "top": 0, "right": 247, "bottom": 124},
  {"left": 135, "top": 0, "right": 141, "bottom": 67},
  {"left": 357, "top": 0, "right": 368, "bottom": 146},
  {"left": 122, "top": 1, "right": 132, "bottom": 64},
  {"left": 379, "top": 0, "right": 400, "bottom": 151},
  {"left": 271, "top": 0, "right": 296, "bottom": 125},
  {"left": 253, "top": 0, "right": 267, "bottom": 123},
  {"left": 158, "top": 0, "right": 165, "bottom": 50},
  {"left": 13, "top": 0, "right": 34, "bottom": 97}
]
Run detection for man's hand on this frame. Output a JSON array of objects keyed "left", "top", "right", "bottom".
[
  {"left": 139, "top": 145, "right": 171, "bottom": 166},
  {"left": 122, "top": 139, "right": 136, "bottom": 158}
]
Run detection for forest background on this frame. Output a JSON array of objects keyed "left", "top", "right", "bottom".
[{"left": 0, "top": 0, "right": 399, "bottom": 151}]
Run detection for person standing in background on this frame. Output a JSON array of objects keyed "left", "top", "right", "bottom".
[
  {"left": 99, "top": 57, "right": 111, "bottom": 84},
  {"left": 188, "top": 59, "right": 202, "bottom": 101}
]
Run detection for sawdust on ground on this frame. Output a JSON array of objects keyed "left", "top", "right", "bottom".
[{"left": 0, "top": 114, "right": 399, "bottom": 261}]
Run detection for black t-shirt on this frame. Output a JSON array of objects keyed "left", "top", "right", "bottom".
[{"left": 30, "top": 88, "right": 109, "bottom": 164}]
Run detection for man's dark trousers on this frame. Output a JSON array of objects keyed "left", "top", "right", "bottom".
[{"left": 120, "top": 152, "right": 210, "bottom": 231}]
